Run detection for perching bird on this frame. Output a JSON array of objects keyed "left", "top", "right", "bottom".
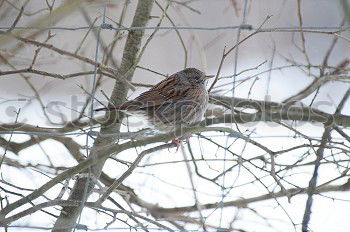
[{"left": 95, "top": 68, "right": 214, "bottom": 145}]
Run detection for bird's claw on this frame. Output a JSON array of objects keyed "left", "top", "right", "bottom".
[{"left": 171, "top": 139, "right": 182, "bottom": 152}]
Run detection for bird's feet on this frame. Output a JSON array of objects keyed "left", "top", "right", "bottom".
[{"left": 172, "top": 138, "right": 182, "bottom": 152}]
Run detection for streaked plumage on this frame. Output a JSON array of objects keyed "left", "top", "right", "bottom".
[{"left": 96, "top": 68, "right": 213, "bottom": 132}]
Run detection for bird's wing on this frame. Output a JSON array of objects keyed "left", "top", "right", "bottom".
[
  {"left": 95, "top": 75, "right": 182, "bottom": 111},
  {"left": 132, "top": 75, "right": 193, "bottom": 108}
]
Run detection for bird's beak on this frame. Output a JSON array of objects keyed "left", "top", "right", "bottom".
[{"left": 204, "top": 74, "right": 215, "bottom": 80}]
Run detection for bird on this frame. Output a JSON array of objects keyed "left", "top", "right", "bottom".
[{"left": 95, "top": 68, "right": 214, "bottom": 147}]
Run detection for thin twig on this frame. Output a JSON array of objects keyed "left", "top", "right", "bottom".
[{"left": 208, "top": 15, "right": 271, "bottom": 92}]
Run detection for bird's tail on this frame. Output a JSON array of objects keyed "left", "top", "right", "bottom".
[
  {"left": 94, "top": 100, "right": 142, "bottom": 112},
  {"left": 94, "top": 106, "right": 121, "bottom": 112}
]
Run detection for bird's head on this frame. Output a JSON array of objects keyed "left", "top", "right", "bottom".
[{"left": 178, "top": 68, "right": 214, "bottom": 86}]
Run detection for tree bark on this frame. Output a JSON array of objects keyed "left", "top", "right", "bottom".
[{"left": 52, "top": 1, "right": 155, "bottom": 231}]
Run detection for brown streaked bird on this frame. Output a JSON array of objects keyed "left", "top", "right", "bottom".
[{"left": 95, "top": 68, "right": 214, "bottom": 145}]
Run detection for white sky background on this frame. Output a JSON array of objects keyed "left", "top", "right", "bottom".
[{"left": 1, "top": 0, "right": 350, "bottom": 231}]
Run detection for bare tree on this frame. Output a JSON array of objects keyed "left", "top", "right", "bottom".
[{"left": 0, "top": 0, "right": 350, "bottom": 231}]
